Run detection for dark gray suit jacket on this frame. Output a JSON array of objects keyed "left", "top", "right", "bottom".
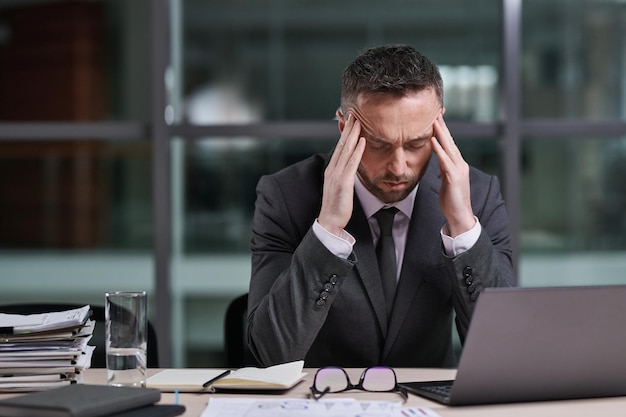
[{"left": 248, "top": 153, "right": 514, "bottom": 368}]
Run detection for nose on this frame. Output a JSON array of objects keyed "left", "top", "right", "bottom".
[{"left": 387, "top": 148, "right": 406, "bottom": 177}]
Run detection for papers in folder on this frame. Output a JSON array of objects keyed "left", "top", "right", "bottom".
[
  {"left": 0, "top": 305, "right": 95, "bottom": 392},
  {"left": 0, "top": 307, "right": 91, "bottom": 334}
]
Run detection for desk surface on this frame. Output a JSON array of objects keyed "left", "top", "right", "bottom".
[{"left": 5, "top": 368, "right": 626, "bottom": 417}]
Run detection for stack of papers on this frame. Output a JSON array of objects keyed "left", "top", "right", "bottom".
[{"left": 0, "top": 305, "right": 95, "bottom": 392}]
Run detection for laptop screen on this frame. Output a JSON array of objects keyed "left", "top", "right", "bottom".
[{"left": 410, "top": 285, "right": 626, "bottom": 405}]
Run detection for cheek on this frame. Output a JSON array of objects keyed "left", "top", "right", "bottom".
[
  {"left": 406, "top": 148, "right": 433, "bottom": 170},
  {"left": 360, "top": 149, "right": 383, "bottom": 170},
  {"left": 358, "top": 151, "right": 389, "bottom": 181}
]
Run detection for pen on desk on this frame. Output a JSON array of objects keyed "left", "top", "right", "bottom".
[
  {"left": 174, "top": 388, "right": 179, "bottom": 405},
  {"left": 202, "top": 370, "right": 231, "bottom": 388}
]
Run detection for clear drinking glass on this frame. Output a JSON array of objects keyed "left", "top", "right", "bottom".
[{"left": 105, "top": 291, "right": 148, "bottom": 387}]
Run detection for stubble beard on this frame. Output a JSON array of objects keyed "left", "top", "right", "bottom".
[
  {"left": 356, "top": 156, "right": 432, "bottom": 204},
  {"left": 357, "top": 167, "right": 419, "bottom": 204}
]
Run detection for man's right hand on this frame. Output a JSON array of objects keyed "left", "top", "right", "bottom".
[{"left": 318, "top": 112, "right": 366, "bottom": 237}]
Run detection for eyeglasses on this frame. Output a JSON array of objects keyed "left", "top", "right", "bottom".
[{"left": 309, "top": 366, "right": 408, "bottom": 402}]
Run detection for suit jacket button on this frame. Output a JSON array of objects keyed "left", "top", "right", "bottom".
[
  {"left": 316, "top": 298, "right": 326, "bottom": 307},
  {"left": 470, "top": 291, "right": 480, "bottom": 301},
  {"left": 320, "top": 291, "right": 330, "bottom": 299},
  {"left": 329, "top": 274, "right": 338, "bottom": 285},
  {"left": 323, "top": 283, "right": 333, "bottom": 291},
  {"left": 463, "top": 266, "right": 473, "bottom": 278},
  {"left": 467, "top": 283, "right": 477, "bottom": 293}
]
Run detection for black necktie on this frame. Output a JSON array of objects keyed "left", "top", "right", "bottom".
[{"left": 374, "top": 207, "right": 399, "bottom": 318}]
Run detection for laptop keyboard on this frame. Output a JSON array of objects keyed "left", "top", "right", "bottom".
[
  {"left": 399, "top": 380, "right": 455, "bottom": 404},
  {"left": 420, "top": 384, "right": 452, "bottom": 398}
]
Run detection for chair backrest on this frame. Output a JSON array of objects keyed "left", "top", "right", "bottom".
[
  {"left": 0, "top": 303, "right": 159, "bottom": 368},
  {"left": 224, "top": 293, "right": 258, "bottom": 368}
]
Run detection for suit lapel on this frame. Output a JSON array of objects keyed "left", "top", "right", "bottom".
[
  {"left": 382, "top": 158, "right": 446, "bottom": 359},
  {"left": 319, "top": 153, "right": 389, "bottom": 335},
  {"left": 347, "top": 198, "right": 389, "bottom": 336}
]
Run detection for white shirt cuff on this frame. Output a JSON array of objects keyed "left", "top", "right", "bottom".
[
  {"left": 312, "top": 219, "right": 355, "bottom": 259},
  {"left": 441, "top": 216, "right": 481, "bottom": 257}
]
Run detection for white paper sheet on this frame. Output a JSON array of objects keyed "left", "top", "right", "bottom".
[{"left": 200, "top": 398, "right": 440, "bottom": 417}]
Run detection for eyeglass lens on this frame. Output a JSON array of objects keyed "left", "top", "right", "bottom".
[
  {"left": 361, "top": 367, "right": 397, "bottom": 392},
  {"left": 314, "top": 367, "right": 349, "bottom": 392}
]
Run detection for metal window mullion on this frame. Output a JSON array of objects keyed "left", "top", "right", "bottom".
[
  {"left": 0, "top": 122, "right": 147, "bottom": 140},
  {"left": 502, "top": 0, "right": 523, "bottom": 279},
  {"left": 151, "top": 0, "right": 172, "bottom": 367},
  {"left": 167, "top": 121, "right": 500, "bottom": 140}
]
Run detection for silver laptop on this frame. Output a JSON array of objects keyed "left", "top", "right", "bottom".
[{"left": 400, "top": 285, "right": 626, "bottom": 406}]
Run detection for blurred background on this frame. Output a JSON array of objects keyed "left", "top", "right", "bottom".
[{"left": 1, "top": 0, "right": 626, "bottom": 367}]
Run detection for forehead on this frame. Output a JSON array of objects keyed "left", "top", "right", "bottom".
[{"left": 352, "top": 89, "right": 441, "bottom": 140}]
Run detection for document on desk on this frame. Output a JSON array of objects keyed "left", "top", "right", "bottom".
[
  {"left": 0, "top": 306, "right": 90, "bottom": 334},
  {"left": 201, "top": 398, "right": 441, "bottom": 417}
]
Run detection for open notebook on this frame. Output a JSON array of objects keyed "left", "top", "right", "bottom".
[
  {"left": 400, "top": 285, "right": 626, "bottom": 406},
  {"left": 147, "top": 360, "right": 306, "bottom": 392}
]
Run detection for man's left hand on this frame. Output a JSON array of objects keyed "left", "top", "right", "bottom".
[{"left": 431, "top": 114, "right": 476, "bottom": 237}]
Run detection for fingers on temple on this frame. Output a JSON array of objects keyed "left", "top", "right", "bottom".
[
  {"left": 433, "top": 115, "right": 462, "bottom": 164},
  {"left": 332, "top": 114, "right": 362, "bottom": 173}
]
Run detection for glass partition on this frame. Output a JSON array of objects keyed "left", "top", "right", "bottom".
[
  {"left": 520, "top": 136, "right": 626, "bottom": 287},
  {"left": 179, "top": 0, "right": 502, "bottom": 123},
  {"left": 522, "top": 0, "right": 626, "bottom": 119},
  {"left": 0, "top": 140, "right": 152, "bottom": 250},
  {"left": 0, "top": 0, "right": 151, "bottom": 122}
]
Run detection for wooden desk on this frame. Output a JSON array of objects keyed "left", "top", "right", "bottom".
[{"left": 7, "top": 368, "right": 626, "bottom": 417}]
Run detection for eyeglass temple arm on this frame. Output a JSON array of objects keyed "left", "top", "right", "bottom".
[
  {"left": 309, "top": 385, "right": 331, "bottom": 401},
  {"left": 397, "top": 384, "right": 408, "bottom": 403}
]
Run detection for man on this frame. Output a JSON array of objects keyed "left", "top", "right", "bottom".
[{"left": 247, "top": 44, "right": 514, "bottom": 368}]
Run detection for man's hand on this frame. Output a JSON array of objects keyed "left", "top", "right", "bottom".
[
  {"left": 318, "top": 113, "right": 366, "bottom": 237},
  {"left": 431, "top": 114, "right": 476, "bottom": 237}
]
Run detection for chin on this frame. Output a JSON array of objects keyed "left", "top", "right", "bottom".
[{"left": 378, "top": 189, "right": 411, "bottom": 204}]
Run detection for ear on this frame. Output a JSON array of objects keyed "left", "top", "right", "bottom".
[
  {"left": 336, "top": 108, "right": 345, "bottom": 132},
  {"left": 441, "top": 107, "right": 446, "bottom": 116}
]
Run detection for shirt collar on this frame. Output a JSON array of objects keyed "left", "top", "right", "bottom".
[{"left": 354, "top": 175, "right": 418, "bottom": 220}]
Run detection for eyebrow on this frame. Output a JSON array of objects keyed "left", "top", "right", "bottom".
[
  {"left": 409, "top": 135, "right": 431, "bottom": 143},
  {"left": 364, "top": 135, "right": 387, "bottom": 144},
  {"left": 364, "top": 134, "right": 431, "bottom": 145}
]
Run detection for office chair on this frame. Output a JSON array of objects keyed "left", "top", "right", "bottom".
[
  {"left": 0, "top": 303, "right": 159, "bottom": 368},
  {"left": 224, "top": 293, "right": 258, "bottom": 367}
]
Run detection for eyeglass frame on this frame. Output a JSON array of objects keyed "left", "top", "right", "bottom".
[{"left": 309, "top": 366, "right": 408, "bottom": 402}]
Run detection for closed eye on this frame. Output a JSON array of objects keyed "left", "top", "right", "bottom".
[
  {"left": 365, "top": 137, "right": 390, "bottom": 151},
  {"left": 406, "top": 138, "right": 429, "bottom": 150}
]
